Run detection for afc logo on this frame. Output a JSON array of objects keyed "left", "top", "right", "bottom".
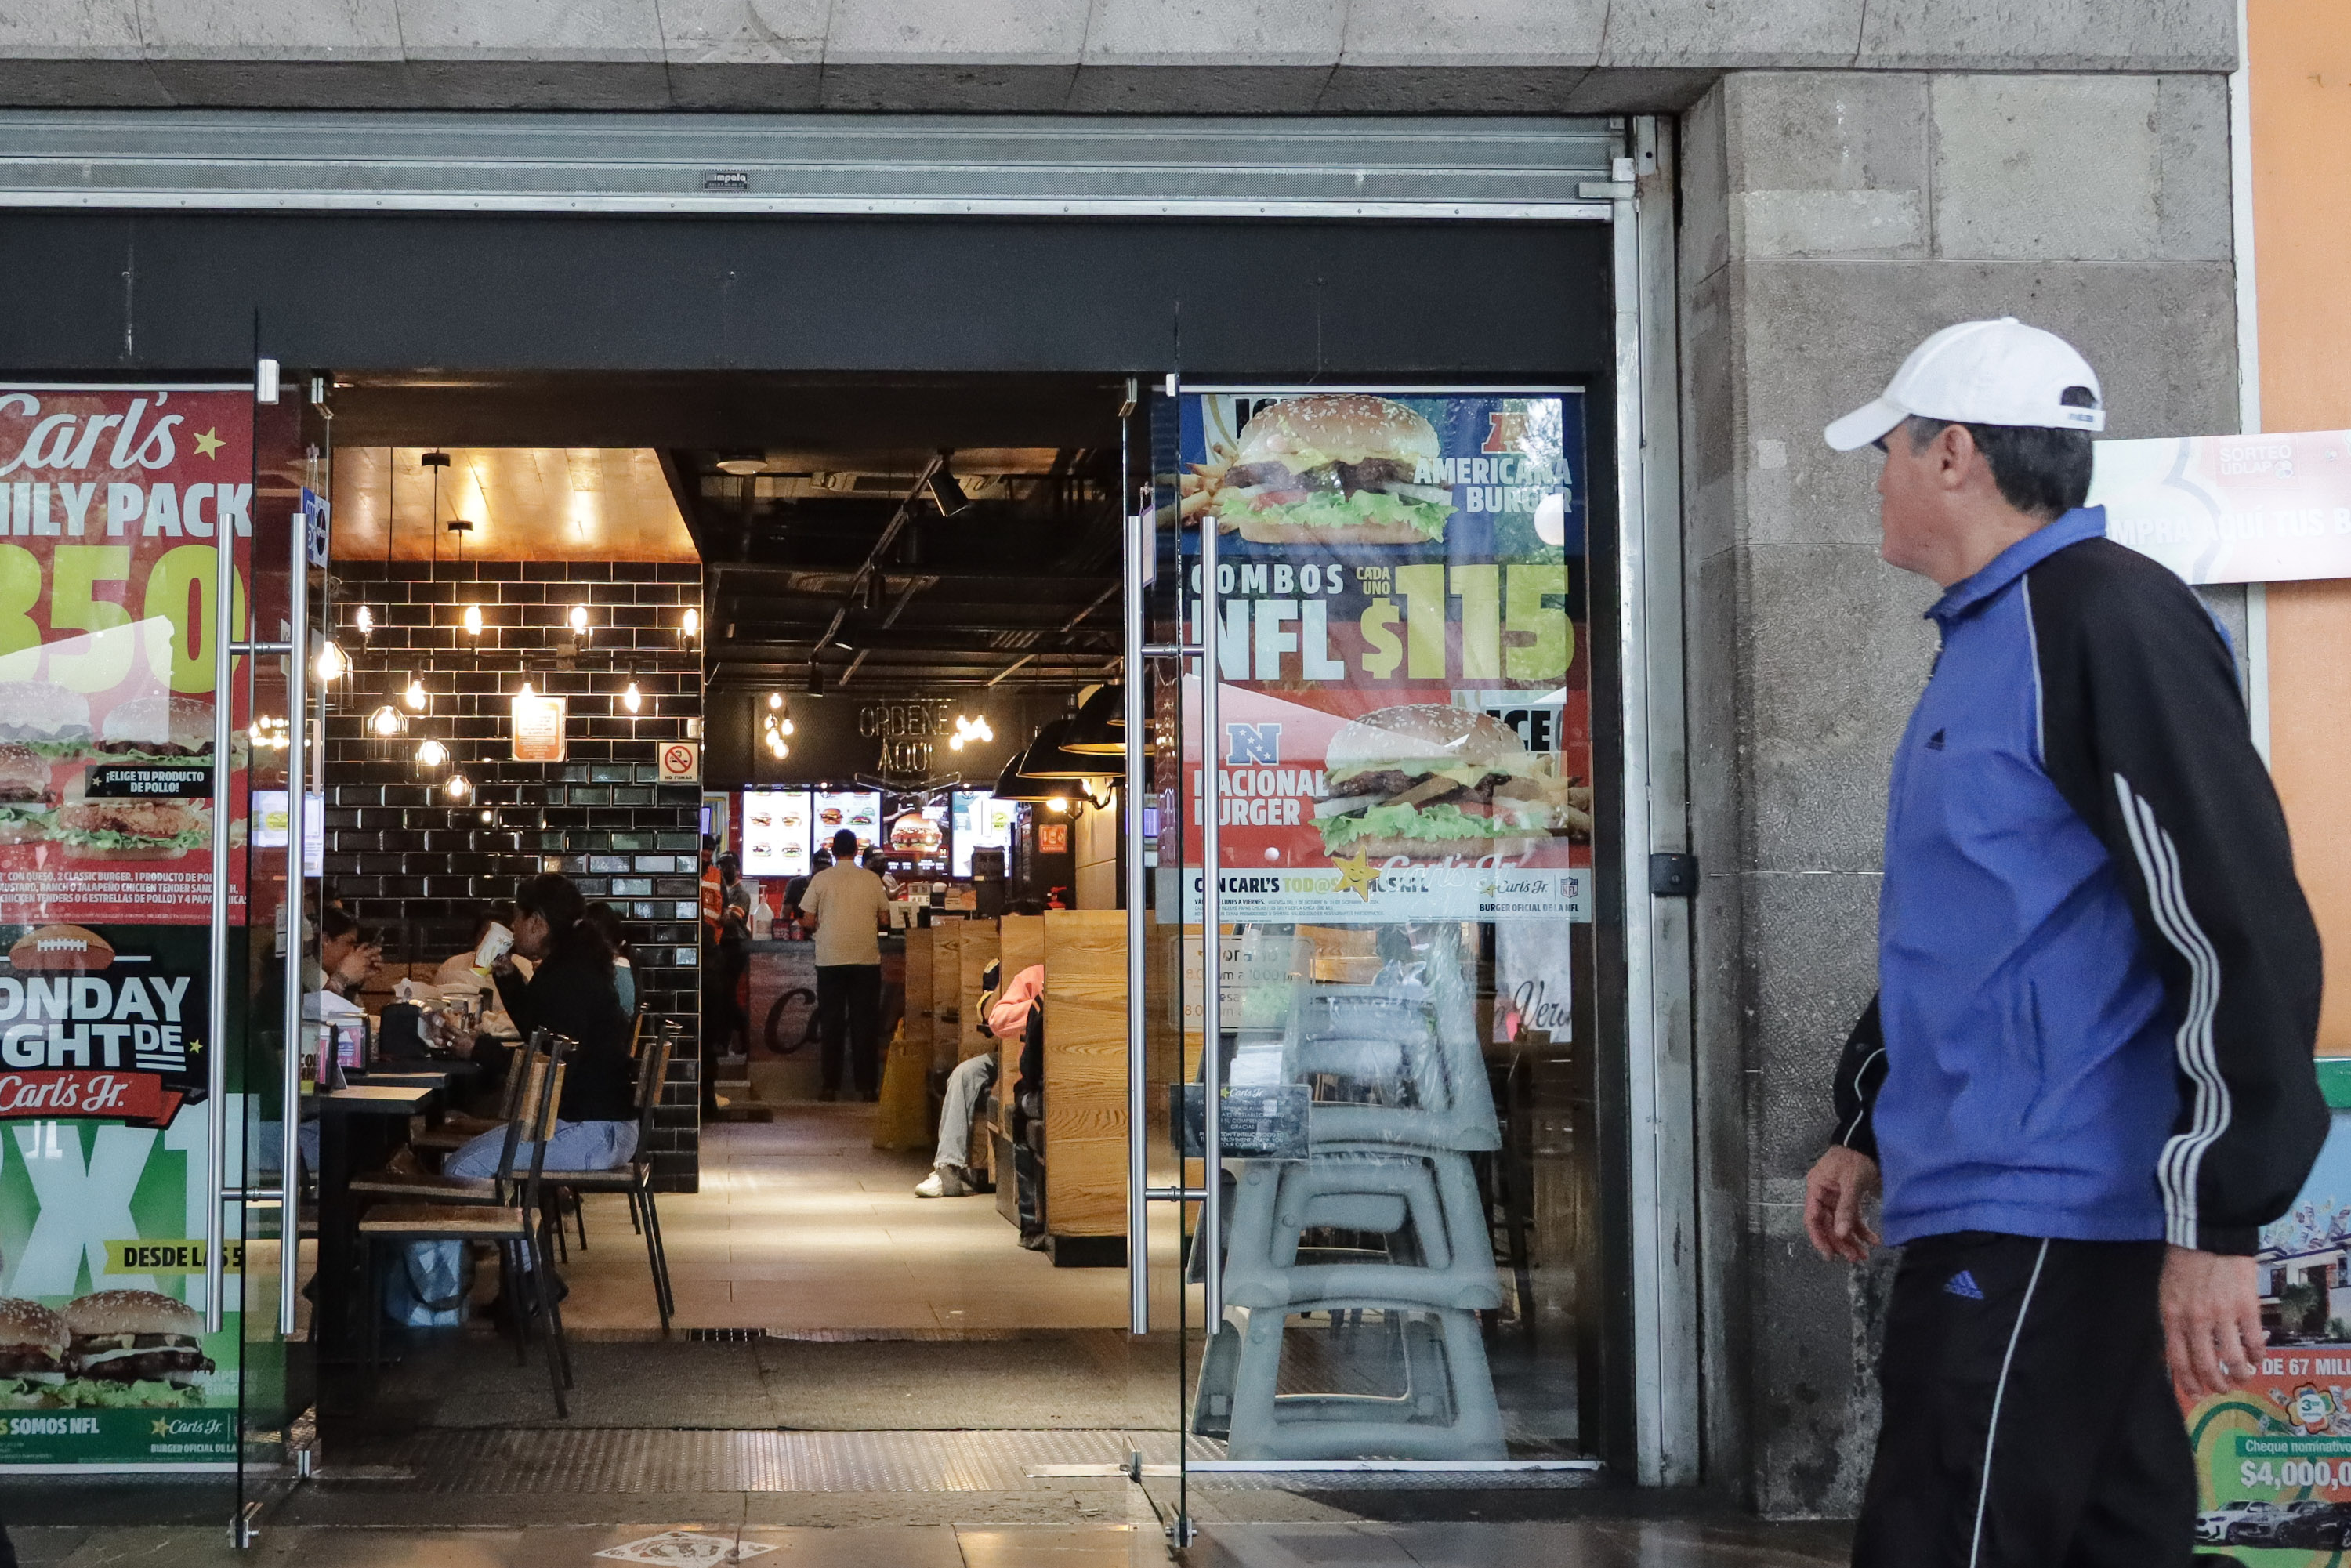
[
  {"left": 1483, "top": 411, "right": 1529, "bottom": 453},
  {"left": 1224, "top": 723, "right": 1281, "bottom": 766}
]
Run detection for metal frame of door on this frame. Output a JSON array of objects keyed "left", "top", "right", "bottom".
[{"left": 1119, "top": 114, "right": 1697, "bottom": 1494}]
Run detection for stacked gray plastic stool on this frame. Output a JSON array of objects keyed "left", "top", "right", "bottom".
[{"left": 1192, "top": 932, "right": 1507, "bottom": 1461}]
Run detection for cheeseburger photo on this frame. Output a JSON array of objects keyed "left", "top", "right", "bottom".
[
  {"left": 0, "top": 680, "right": 92, "bottom": 755},
  {"left": 90, "top": 693, "right": 228, "bottom": 765},
  {"left": 0, "top": 1298, "right": 71, "bottom": 1396},
  {"left": 1314, "top": 704, "right": 1592, "bottom": 860},
  {"left": 63, "top": 1289, "right": 212, "bottom": 1394},
  {"left": 0, "top": 744, "right": 55, "bottom": 845},
  {"left": 1205, "top": 395, "right": 1457, "bottom": 545}
]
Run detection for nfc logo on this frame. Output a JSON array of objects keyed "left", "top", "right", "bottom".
[{"left": 1224, "top": 723, "right": 1281, "bottom": 766}]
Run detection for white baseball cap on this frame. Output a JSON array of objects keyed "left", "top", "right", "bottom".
[{"left": 1824, "top": 317, "right": 2106, "bottom": 451}]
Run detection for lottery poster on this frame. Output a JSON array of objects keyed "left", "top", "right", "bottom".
[
  {"left": 1167, "top": 389, "right": 1592, "bottom": 929},
  {"left": 2190, "top": 1063, "right": 2351, "bottom": 1559}
]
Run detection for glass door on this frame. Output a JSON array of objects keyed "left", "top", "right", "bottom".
[
  {"left": 230, "top": 376, "right": 320, "bottom": 1539},
  {"left": 1137, "top": 386, "right": 1603, "bottom": 1531}
]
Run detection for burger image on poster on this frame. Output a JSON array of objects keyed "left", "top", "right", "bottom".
[
  {"left": 0, "top": 1292, "right": 214, "bottom": 1408},
  {"left": 1313, "top": 705, "right": 1593, "bottom": 860},
  {"left": 1203, "top": 395, "right": 1458, "bottom": 545},
  {"left": 49, "top": 795, "right": 212, "bottom": 860},
  {"left": 0, "top": 744, "right": 56, "bottom": 845},
  {"left": 0, "top": 1299, "right": 71, "bottom": 1400},
  {"left": 0, "top": 681, "right": 92, "bottom": 755},
  {"left": 61, "top": 1291, "right": 213, "bottom": 1401},
  {"left": 92, "top": 693, "right": 246, "bottom": 767}
]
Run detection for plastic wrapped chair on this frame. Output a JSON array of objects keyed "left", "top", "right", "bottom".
[
  {"left": 1190, "top": 1305, "right": 1505, "bottom": 1461},
  {"left": 1219, "top": 1149, "right": 1501, "bottom": 1313}
]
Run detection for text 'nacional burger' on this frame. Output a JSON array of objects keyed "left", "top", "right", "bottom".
[
  {"left": 1207, "top": 395, "right": 1458, "bottom": 545},
  {"left": 1313, "top": 705, "right": 1592, "bottom": 860}
]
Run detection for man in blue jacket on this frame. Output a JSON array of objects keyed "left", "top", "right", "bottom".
[{"left": 1802, "top": 317, "right": 2326, "bottom": 1566}]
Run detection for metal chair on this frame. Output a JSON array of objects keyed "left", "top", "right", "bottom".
[
  {"left": 536, "top": 1023, "right": 679, "bottom": 1331},
  {"left": 410, "top": 1039, "right": 532, "bottom": 1160},
  {"left": 359, "top": 1035, "right": 575, "bottom": 1415}
]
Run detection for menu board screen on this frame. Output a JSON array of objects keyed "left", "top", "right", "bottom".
[
  {"left": 951, "top": 791, "right": 1017, "bottom": 878},
  {"left": 739, "top": 789, "right": 810, "bottom": 878},
  {"left": 810, "top": 790, "right": 882, "bottom": 860},
  {"left": 886, "top": 803, "right": 948, "bottom": 869}
]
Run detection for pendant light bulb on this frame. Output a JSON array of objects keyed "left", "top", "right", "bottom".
[
  {"left": 463, "top": 603, "right": 484, "bottom": 636},
  {"left": 445, "top": 772, "right": 471, "bottom": 801},
  {"left": 519, "top": 679, "right": 534, "bottom": 701},
  {"left": 767, "top": 692, "right": 783, "bottom": 711},
  {"left": 622, "top": 679, "right": 642, "bottom": 714},
  {"left": 781, "top": 719, "right": 794, "bottom": 736},
  {"left": 569, "top": 604, "right": 589, "bottom": 636},
  {"left": 354, "top": 603, "right": 375, "bottom": 638},
  {"left": 681, "top": 608, "right": 700, "bottom": 639},
  {"left": 416, "top": 738, "right": 449, "bottom": 768},
  {"left": 404, "top": 679, "right": 428, "bottom": 712},
  {"left": 368, "top": 704, "right": 403, "bottom": 737},
  {"left": 313, "top": 640, "right": 347, "bottom": 683}
]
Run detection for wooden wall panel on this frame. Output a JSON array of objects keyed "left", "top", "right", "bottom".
[
  {"left": 959, "top": 919, "right": 1000, "bottom": 1063},
  {"left": 1042, "top": 908, "right": 1128, "bottom": 1237},
  {"left": 929, "top": 923, "right": 963, "bottom": 1073}
]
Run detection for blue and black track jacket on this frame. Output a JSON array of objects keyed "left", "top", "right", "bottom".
[{"left": 1831, "top": 506, "right": 2325, "bottom": 1255}]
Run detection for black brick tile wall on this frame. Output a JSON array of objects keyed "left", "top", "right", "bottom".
[{"left": 323, "top": 558, "right": 706, "bottom": 1190}]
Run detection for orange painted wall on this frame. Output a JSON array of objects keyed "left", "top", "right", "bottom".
[{"left": 2251, "top": 0, "right": 2351, "bottom": 1051}]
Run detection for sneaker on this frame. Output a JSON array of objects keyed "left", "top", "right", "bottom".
[{"left": 915, "top": 1166, "right": 969, "bottom": 1199}]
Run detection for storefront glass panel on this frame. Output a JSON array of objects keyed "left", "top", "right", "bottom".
[{"left": 1145, "top": 387, "right": 1601, "bottom": 1503}]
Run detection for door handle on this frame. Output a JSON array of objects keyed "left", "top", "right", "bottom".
[
  {"left": 277, "top": 513, "right": 309, "bottom": 1336},
  {"left": 201, "top": 476, "right": 239, "bottom": 1333},
  {"left": 1124, "top": 480, "right": 1149, "bottom": 1334}
]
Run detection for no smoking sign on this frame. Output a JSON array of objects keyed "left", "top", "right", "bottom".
[{"left": 659, "top": 741, "right": 701, "bottom": 783}]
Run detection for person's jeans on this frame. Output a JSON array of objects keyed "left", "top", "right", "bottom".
[
  {"left": 934, "top": 1052, "right": 998, "bottom": 1170},
  {"left": 815, "top": 963, "right": 883, "bottom": 1095}
]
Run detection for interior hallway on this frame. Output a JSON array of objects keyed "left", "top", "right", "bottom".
[{"left": 563, "top": 1106, "right": 1130, "bottom": 1335}]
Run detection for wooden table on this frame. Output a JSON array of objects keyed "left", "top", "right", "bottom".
[{"left": 312, "top": 1082, "right": 440, "bottom": 1357}]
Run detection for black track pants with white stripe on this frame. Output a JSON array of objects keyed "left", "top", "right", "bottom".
[{"left": 1853, "top": 1232, "right": 2192, "bottom": 1568}]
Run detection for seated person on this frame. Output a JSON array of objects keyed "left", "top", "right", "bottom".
[
  {"left": 424, "top": 873, "right": 639, "bottom": 1309},
  {"left": 916, "top": 962, "right": 1044, "bottom": 1198},
  {"left": 582, "top": 901, "right": 636, "bottom": 1016},
  {"left": 306, "top": 907, "right": 380, "bottom": 1000},
  {"left": 433, "top": 900, "right": 530, "bottom": 989},
  {"left": 444, "top": 872, "right": 638, "bottom": 1182}
]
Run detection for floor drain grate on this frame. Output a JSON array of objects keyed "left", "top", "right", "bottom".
[{"left": 684, "top": 1327, "right": 770, "bottom": 1342}]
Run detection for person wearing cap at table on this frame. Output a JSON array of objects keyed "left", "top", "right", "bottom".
[{"left": 1801, "top": 318, "right": 2326, "bottom": 1566}]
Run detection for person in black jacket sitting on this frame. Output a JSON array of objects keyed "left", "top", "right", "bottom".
[{"left": 445, "top": 872, "right": 639, "bottom": 1180}]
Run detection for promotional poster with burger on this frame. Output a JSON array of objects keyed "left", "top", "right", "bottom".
[
  {"left": 0, "top": 386, "right": 254, "bottom": 929},
  {"left": 0, "top": 386, "right": 253, "bottom": 1467},
  {"left": 1169, "top": 391, "right": 1589, "bottom": 926}
]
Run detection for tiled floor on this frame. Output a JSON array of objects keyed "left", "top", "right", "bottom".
[
  {"left": 560, "top": 1106, "right": 1129, "bottom": 1334},
  {"left": 7, "top": 1519, "right": 1853, "bottom": 1566}
]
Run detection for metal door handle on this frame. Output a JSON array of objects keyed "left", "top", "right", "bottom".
[
  {"left": 277, "top": 512, "right": 308, "bottom": 1336},
  {"left": 201, "top": 467, "right": 238, "bottom": 1332},
  {"left": 1124, "top": 483, "right": 1149, "bottom": 1333}
]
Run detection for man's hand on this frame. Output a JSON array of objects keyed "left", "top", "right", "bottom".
[
  {"left": 2162, "top": 1246, "right": 2266, "bottom": 1400},
  {"left": 1804, "top": 1145, "right": 1882, "bottom": 1264}
]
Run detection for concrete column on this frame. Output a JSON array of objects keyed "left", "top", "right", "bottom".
[{"left": 1679, "top": 67, "right": 2239, "bottom": 1515}]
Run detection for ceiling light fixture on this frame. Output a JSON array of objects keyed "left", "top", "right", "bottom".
[
  {"left": 353, "top": 603, "right": 374, "bottom": 639},
  {"left": 313, "top": 640, "right": 347, "bottom": 683},
  {"left": 404, "top": 678, "right": 428, "bottom": 712},
  {"left": 715, "top": 451, "right": 766, "bottom": 476},
  {"left": 463, "top": 603, "right": 484, "bottom": 636},
  {"left": 445, "top": 772, "right": 471, "bottom": 801},
  {"left": 681, "top": 607, "right": 701, "bottom": 639},
  {"left": 416, "top": 737, "right": 449, "bottom": 768},
  {"left": 925, "top": 465, "right": 970, "bottom": 518},
  {"left": 368, "top": 704, "right": 404, "bottom": 737},
  {"left": 1061, "top": 683, "right": 1126, "bottom": 755},
  {"left": 569, "top": 604, "right": 589, "bottom": 636},
  {"left": 622, "top": 679, "right": 643, "bottom": 714}
]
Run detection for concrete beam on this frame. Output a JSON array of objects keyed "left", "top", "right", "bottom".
[{"left": 0, "top": 0, "right": 2240, "bottom": 110}]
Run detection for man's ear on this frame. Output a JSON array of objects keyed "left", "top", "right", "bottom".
[{"left": 1931, "top": 423, "right": 1980, "bottom": 490}]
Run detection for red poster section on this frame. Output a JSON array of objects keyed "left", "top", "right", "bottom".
[{"left": 0, "top": 387, "right": 251, "bottom": 927}]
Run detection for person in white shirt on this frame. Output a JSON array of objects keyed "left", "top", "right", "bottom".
[{"left": 798, "top": 828, "right": 892, "bottom": 1102}]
